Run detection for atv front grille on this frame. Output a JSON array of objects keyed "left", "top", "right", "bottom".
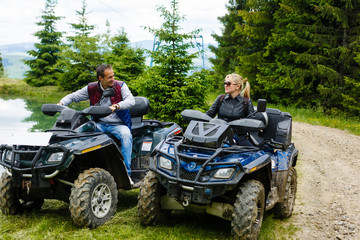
[
  {"left": 179, "top": 168, "right": 211, "bottom": 181},
  {"left": 17, "top": 146, "right": 39, "bottom": 162},
  {"left": 180, "top": 168, "right": 197, "bottom": 181}
]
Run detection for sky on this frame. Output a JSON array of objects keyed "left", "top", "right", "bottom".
[{"left": 0, "top": 0, "right": 228, "bottom": 46}]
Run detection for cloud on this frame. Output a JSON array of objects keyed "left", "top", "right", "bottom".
[
  {"left": 0, "top": 0, "right": 227, "bottom": 46},
  {"left": 0, "top": 99, "right": 34, "bottom": 132}
]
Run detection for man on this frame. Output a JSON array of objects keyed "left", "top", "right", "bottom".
[{"left": 58, "top": 64, "right": 135, "bottom": 183}]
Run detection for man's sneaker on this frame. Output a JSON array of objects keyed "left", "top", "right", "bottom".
[{"left": 129, "top": 177, "right": 134, "bottom": 186}]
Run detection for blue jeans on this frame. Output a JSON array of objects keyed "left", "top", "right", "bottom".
[{"left": 96, "top": 123, "right": 132, "bottom": 176}]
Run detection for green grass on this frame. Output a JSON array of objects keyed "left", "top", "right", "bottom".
[
  {"left": 267, "top": 103, "right": 360, "bottom": 136},
  {"left": 0, "top": 190, "right": 300, "bottom": 240},
  {"left": 0, "top": 78, "right": 71, "bottom": 103}
]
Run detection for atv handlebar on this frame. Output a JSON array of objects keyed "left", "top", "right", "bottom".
[
  {"left": 82, "top": 106, "right": 113, "bottom": 118},
  {"left": 42, "top": 104, "right": 68, "bottom": 116},
  {"left": 41, "top": 104, "right": 113, "bottom": 118}
]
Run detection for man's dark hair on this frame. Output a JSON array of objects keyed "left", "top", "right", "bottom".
[{"left": 96, "top": 64, "right": 113, "bottom": 81}]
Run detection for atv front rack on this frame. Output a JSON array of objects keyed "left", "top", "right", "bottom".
[
  {"left": 151, "top": 136, "right": 270, "bottom": 186},
  {"left": 0, "top": 144, "right": 70, "bottom": 179}
]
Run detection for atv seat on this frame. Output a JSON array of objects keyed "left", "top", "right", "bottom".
[
  {"left": 259, "top": 108, "right": 292, "bottom": 149},
  {"left": 130, "top": 97, "right": 150, "bottom": 137}
]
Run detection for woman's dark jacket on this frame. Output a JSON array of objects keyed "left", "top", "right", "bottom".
[{"left": 206, "top": 94, "right": 255, "bottom": 121}]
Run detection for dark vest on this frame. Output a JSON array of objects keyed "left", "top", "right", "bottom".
[{"left": 88, "top": 81, "right": 132, "bottom": 130}]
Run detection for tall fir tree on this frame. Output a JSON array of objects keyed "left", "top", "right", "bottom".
[
  {"left": 235, "top": 0, "right": 278, "bottom": 99},
  {"left": 135, "top": 0, "right": 208, "bottom": 123},
  {"left": 256, "top": 0, "right": 360, "bottom": 116},
  {"left": 23, "top": 0, "right": 63, "bottom": 86},
  {"left": 209, "top": 0, "right": 248, "bottom": 80},
  {"left": 344, "top": 53, "right": 360, "bottom": 116},
  {"left": 256, "top": 0, "right": 319, "bottom": 105},
  {"left": 314, "top": 0, "right": 360, "bottom": 116},
  {"left": 56, "top": 0, "right": 102, "bottom": 90},
  {"left": 210, "top": 0, "right": 278, "bottom": 97}
]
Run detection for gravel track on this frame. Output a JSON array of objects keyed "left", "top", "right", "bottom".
[{"left": 289, "top": 122, "right": 360, "bottom": 240}]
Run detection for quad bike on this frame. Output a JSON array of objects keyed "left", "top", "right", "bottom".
[
  {"left": 0, "top": 88, "right": 181, "bottom": 228},
  {"left": 137, "top": 99, "right": 298, "bottom": 239}
]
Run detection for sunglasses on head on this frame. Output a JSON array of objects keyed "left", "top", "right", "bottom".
[{"left": 224, "top": 81, "right": 237, "bottom": 86}]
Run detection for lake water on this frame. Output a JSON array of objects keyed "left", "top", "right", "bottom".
[{"left": 0, "top": 97, "right": 57, "bottom": 176}]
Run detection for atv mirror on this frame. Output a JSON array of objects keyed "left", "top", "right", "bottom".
[
  {"left": 257, "top": 99, "right": 267, "bottom": 112},
  {"left": 42, "top": 104, "right": 66, "bottom": 116},
  {"left": 103, "top": 88, "right": 115, "bottom": 98}
]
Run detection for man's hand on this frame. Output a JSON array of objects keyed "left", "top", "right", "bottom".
[
  {"left": 110, "top": 104, "right": 119, "bottom": 112},
  {"left": 57, "top": 102, "right": 64, "bottom": 106}
]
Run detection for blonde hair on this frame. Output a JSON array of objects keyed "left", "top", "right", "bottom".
[{"left": 225, "top": 73, "right": 251, "bottom": 98}]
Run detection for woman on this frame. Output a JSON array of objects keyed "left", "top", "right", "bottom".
[
  {"left": 206, "top": 73, "right": 255, "bottom": 120},
  {"left": 206, "top": 73, "right": 255, "bottom": 145}
]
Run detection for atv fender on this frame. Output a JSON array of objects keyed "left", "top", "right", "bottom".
[
  {"left": 290, "top": 145, "right": 299, "bottom": 167},
  {"left": 242, "top": 154, "right": 271, "bottom": 174},
  {"left": 71, "top": 144, "right": 131, "bottom": 190},
  {"left": 242, "top": 154, "right": 272, "bottom": 198}
]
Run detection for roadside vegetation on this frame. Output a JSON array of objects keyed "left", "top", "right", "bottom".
[
  {"left": 2, "top": 77, "right": 359, "bottom": 136},
  {"left": 0, "top": 190, "right": 298, "bottom": 240}
]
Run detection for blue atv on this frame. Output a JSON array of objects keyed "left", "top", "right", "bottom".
[{"left": 137, "top": 99, "right": 298, "bottom": 239}]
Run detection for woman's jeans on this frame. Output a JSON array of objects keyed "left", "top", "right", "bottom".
[{"left": 96, "top": 123, "right": 132, "bottom": 176}]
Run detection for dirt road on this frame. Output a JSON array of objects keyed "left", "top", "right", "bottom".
[{"left": 289, "top": 122, "right": 360, "bottom": 240}]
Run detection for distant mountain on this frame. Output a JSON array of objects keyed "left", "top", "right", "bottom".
[
  {"left": 131, "top": 40, "right": 154, "bottom": 51},
  {"left": 0, "top": 42, "right": 34, "bottom": 55},
  {"left": 0, "top": 42, "right": 34, "bottom": 79},
  {"left": 0, "top": 40, "right": 216, "bottom": 80}
]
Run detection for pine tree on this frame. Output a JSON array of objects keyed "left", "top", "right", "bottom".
[
  {"left": 135, "top": 0, "right": 208, "bottom": 123},
  {"left": 235, "top": 0, "right": 278, "bottom": 99},
  {"left": 314, "top": 0, "right": 360, "bottom": 115},
  {"left": 256, "top": 0, "right": 319, "bottom": 105},
  {"left": 24, "top": 0, "right": 63, "bottom": 86},
  {"left": 209, "top": 0, "right": 248, "bottom": 79},
  {"left": 210, "top": 0, "right": 278, "bottom": 97},
  {"left": 103, "top": 28, "right": 146, "bottom": 92},
  {"left": 256, "top": 0, "right": 360, "bottom": 116},
  {"left": 56, "top": 0, "right": 102, "bottom": 90}
]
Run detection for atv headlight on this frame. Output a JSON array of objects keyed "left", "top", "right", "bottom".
[
  {"left": 159, "top": 156, "right": 173, "bottom": 170},
  {"left": 47, "top": 152, "right": 64, "bottom": 163},
  {"left": 160, "top": 143, "right": 174, "bottom": 155},
  {"left": 4, "top": 150, "right": 12, "bottom": 162},
  {"left": 214, "top": 168, "right": 235, "bottom": 179}
]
